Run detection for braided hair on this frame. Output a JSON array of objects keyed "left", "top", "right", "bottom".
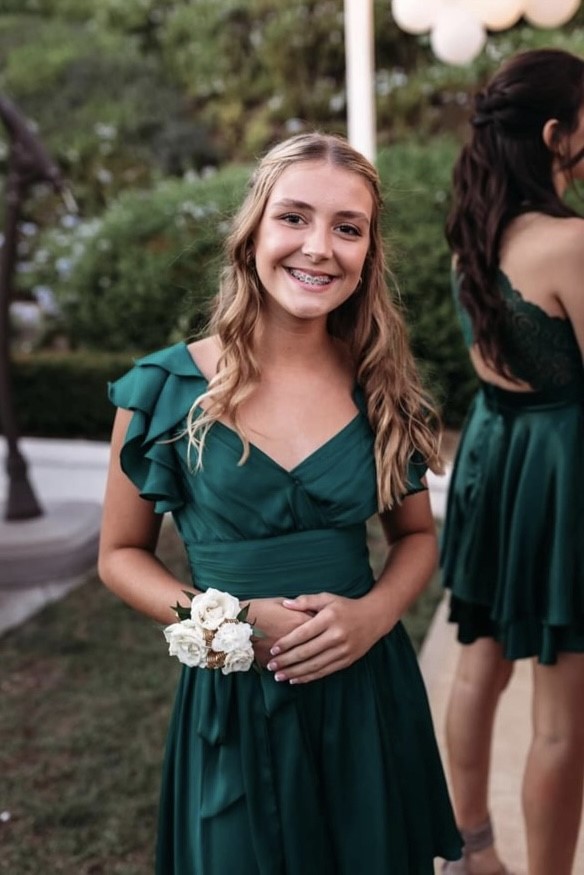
[{"left": 446, "top": 49, "right": 584, "bottom": 377}]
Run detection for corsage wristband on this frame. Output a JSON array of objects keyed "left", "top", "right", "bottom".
[{"left": 163, "top": 587, "right": 264, "bottom": 674}]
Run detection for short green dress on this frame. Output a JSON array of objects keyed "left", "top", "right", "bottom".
[
  {"left": 110, "top": 342, "right": 462, "bottom": 874},
  {"left": 441, "top": 271, "right": 584, "bottom": 664}
]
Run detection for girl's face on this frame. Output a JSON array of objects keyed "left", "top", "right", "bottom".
[{"left": 252, "top": 160, "right": 373, "bottom": 325}]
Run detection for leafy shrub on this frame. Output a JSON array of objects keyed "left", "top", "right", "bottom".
[
  {"left": 9, "top": 351, "right": 135, "bottom": 439},
  {"left": 31, "top": 167, "right": 249, "bottom": 352},
  {"left": 378, "top": 138, "right": 477, "bottom": 424}
]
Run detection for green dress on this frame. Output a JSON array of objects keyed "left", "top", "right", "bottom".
[
  {"left": 441, "top": 270, "right": 584, "bottom": 664},
  {"left": 110, "top": 342, "right": 462, "bottom": 874}
]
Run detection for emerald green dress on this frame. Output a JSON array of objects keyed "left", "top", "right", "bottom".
[
  {"left": 110, "top": 342, "right": 462, "bottom": 874},
  {"left": 442, "top": 271, "right": 584, "bottom": 664}
]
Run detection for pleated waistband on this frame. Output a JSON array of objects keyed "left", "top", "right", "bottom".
[
  {"left": 185, "top": 524, "right": 373, "bottom": 599},
  {"left": 480, "top": 380, "right": 583, "bottom": 413}
]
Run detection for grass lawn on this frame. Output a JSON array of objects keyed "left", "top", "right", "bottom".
[{"left": 0, "top": 518, "right": 443, "bottom": 874}]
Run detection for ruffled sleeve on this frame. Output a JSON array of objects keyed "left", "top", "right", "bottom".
[
  {"left": 405, "top": 450, "right": 428, "bottom": 497},
  {"left": 108, "top": 342, "right": 206, "bottom": 514}
]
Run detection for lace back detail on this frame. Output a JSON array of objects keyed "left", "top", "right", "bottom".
[
  {"left": 452, "top": 268, "right": 583, "bottom": 392},
  {"left": 498, "top": 272, "right": 582, "bottom": 390}
]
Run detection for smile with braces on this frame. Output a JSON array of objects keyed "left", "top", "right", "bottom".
[{"left": 287, "top": 268, "right": 333, "bottom": 286}]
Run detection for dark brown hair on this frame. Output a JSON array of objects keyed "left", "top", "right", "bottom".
[{"left": 446, "top": 49, "right": 584, "bottom": 377}]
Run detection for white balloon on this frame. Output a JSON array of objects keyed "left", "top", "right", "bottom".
[
  {"left": 524, "top": 0, "right": 581, "bottom": 27},
  {"left": 431, "top": 6, "right": 487, "bottom": 65},
  {"left": 465, "top": 0, "right": 525, "bottom": 30},
  {"left": 391, "top": 0, "right": 445, "bottom": 35}
]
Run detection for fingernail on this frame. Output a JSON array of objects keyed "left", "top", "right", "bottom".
[
  {"left": 267, "top": 661, "right": 277, "bottom": 671},
  {"left": 270, "top": 646, "right": 280, "bottom": 656},
  {"left": 282, "top": 599, "right": 295, "bottom": 606},
  {"left": 274, "top": 672, "right": 286, "bottom": 682},
  {"left": 289, "top": 678, "right": 298, "bottom": 685}
]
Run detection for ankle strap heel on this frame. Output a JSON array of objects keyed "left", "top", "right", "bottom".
[
  {"left": 442, "top": 815, "right": 513, "bottom": 875},
  {"left": 461, "top": 816, "right": 495, "bottom": 853}
]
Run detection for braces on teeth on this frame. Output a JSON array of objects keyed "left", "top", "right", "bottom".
[{"left": 289, "top": 269, "right": 331, "bottom": 286}]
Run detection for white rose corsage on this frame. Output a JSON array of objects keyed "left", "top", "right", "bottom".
[{"left": 163, "top": 587, "right": 264, "bottom": 674}]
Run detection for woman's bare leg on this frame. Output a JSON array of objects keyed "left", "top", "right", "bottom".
[
  {"left": 523, "top": 652, "right": 584, "bottom": 875},
  {"left": 445, "top": 638, "right": 513, "bottom": 873}
]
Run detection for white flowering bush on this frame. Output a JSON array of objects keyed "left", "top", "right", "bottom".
[
  {"left": 163, "top": 588, "right": 264, "bottom": 675},
  {"left": 30, "top": 168, "right": 248, "bottom": 352}
]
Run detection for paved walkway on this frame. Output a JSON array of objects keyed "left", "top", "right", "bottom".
[
  {"left": 1, "top": 437, "right": 583, "bottom": 873},
  {"left": 421, "top": 597, "right": 584, "bottom": 875},
  {"left": 0, "top": 438, "right": 109, "bottom": 635},
  {"left": 421, "top": 425, "right": 584, "bottom": 874}
]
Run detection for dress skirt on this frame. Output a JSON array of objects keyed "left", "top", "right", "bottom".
[
  {"left": 441, "top": 380, "right": 584, "bottom": 664},
  {"left": 155, "top": 527, "right": 462, "bottom": 874}
]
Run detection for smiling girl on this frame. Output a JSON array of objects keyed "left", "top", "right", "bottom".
[{"left": 98, "top": 132, "right": 462, "bottom": 874}]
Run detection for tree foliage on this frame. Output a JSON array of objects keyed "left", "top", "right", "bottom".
[{"left": 2, "top": 0, "right": 583, "bottom": 185}]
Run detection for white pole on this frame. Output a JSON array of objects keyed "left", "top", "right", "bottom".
[{"left": 344, "top": 0, "right": 376, "bottom": 162}]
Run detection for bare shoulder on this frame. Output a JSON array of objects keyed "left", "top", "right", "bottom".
[
  {"left": 550, "top": 218, "right": 584, "bottom": 344},
  {"left": 544, "top": 217, "right": 584, "bottom": 287},
  {"left": 186, "top": 335, "right": 222, "bottom": 380},
  {"left": 505, "top": 213, "right": 583, "bottom": 252},
  {"left": 502, "top": 214, "right": 584, "bottom": 286},
  {"left": 552, "top": 216, "right": 584, "bottom": 262}
]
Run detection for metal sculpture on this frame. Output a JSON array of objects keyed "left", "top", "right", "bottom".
[{"left": 0, "top": 96, "right": 70, "bottom": 520}]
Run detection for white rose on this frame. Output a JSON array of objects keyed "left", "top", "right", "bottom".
[
  {"left": 163, "top": 620, "right": 208, "bottom": 667},
  {"left": 190, "top": 588, "right": 241, "bottom": 630},
  {"left": 221, "top": 646, "right": 255, "bottom": 675},
  {"left": 211, "top": 621, "right": 253, "bottom": 654}
]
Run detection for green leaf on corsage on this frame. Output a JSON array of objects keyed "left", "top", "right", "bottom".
[{"left": 172, "top": 602, "right": 192, "bottom": 622}]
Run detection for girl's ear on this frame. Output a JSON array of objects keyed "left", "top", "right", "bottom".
[{"left": 542, "top": 118, "right": 561, "bottom": 152}]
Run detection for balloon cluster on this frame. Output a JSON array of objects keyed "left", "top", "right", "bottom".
[{"left": 391, "top": 0, "right": 582, "bottom": 65}]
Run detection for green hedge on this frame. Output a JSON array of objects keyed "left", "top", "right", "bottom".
[
  {"left": 10, "top": 351, "right": 135, "bottom": 439},
  {"left": 379, "top": 138, "right": 478, "bottom": 423}
]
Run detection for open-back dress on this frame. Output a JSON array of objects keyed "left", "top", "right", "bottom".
[
  {"left": 110, "top": 341, "right": 462, "bottom": 874},
  {"left": 441, "top": 271, "right": 584, "bottom": 664}
]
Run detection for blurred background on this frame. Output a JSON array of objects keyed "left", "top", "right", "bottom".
[{"left": 1, "top": 3, "right": 583, "bottom": 873}]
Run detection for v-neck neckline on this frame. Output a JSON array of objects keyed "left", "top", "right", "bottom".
[
  {"left": 213, "top": 410, "right": 362, "bottom": 476},
  {"left": 180, "top": 341, "right": 364, "bottom": 476}
]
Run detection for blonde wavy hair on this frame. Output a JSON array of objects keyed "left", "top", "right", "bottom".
[{"left": 186, "top": 132, "right": 443, "bottom": 509}]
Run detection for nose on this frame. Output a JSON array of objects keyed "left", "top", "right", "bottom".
[{"left": 302, "top": 222, "right": 332, "bottom": 261}]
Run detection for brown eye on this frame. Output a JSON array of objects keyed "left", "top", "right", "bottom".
[
  {"left": 337, "top": 224, "right": 361, "bottom": 236},
  {"left": 280, "top": 213, "right": 304, "bottom": 225}
]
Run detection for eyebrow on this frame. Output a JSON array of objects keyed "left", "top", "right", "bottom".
[{"left": 271, "top": 198, "right": 370, "bottom": 224}]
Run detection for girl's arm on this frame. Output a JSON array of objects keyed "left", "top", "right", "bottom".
[
  {"left": 98, "top": 408, "right": 196, "bottom": 624},
  {"left": 265, "top": 484, "right": 438, "bottom": 683},
  {"left": 99, "top": 408, "right": 315, "bottom": 644}
]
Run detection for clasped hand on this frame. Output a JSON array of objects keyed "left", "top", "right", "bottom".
[{"left": 251, "top": 592, "right": 381, "bottom": 684}]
